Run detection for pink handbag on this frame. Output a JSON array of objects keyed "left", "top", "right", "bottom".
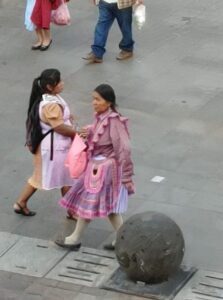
[
  {"left": 65, "top": 134, "right": 87, "bottom": 178},
  {"left": 51, "top": 0, "right": 71, "bottom": 26}
]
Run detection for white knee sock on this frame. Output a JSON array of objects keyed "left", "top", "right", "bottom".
[
  {"left": 65, "top": 218, "right": 89, "bottom": 245},
  {"left": 108, "top": 214, "right": 123, "bottom": 245}
]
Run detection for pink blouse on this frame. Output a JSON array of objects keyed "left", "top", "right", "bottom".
[{"left": 87, "top": 109, "right": 134, "bottom": 183}]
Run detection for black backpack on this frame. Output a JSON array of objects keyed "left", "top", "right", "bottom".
[{"left": 26, "top": 102, "right": 54, "bottom": 158}]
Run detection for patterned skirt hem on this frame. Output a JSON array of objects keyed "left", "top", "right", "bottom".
[{"left": 59, "top": 198, "right": 127, "bottom": 219}]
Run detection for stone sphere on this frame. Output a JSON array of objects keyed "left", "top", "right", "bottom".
[{"left": 115, "top": 211, "right": 185, "bottom": 283}]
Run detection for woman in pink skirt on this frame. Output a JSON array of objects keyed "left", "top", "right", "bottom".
[
  {"left": 31, "top": 0, "right": 69, "bottom": 51},
  {"left": 56, "top": 84, "right": 135, "bottom": 250},
  {"left": 13, "top": 69, "right": 83, "bottom": 216}
]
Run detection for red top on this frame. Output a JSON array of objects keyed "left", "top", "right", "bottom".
[{"left": 31, "top": 0, "right": 61, "bottom": 29}]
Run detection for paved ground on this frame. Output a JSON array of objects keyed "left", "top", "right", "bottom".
[{"left": 1, "top": 0, "right": 223, "bottom": 298}]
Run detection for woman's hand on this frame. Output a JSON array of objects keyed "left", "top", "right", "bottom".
[
  {"left": 124, "top": 181, "right": 135, "bottom": 195},
  {"left": 78, "top": 127, "right": 88, "bottom": 139}
]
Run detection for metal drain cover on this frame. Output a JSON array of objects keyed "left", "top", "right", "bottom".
[
  {"left": 0, "top": 232, "right": 20, "bottom": 257},
  {"left": 46, "top": 247, "right": 119, "bottom": 287},
  {"left": 0, "top": 236, "right": 68, "bottom": 277},
  {"left": 174, "top": 270, "right": 223, "bottom": 299}
]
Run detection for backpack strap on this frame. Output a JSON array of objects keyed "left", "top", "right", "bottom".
[
  {"left": 50, "top": 130, "right": 54, "bottom": 161},
  {"left": 41, "top": 129, "right": 54, "bottom": 160}
]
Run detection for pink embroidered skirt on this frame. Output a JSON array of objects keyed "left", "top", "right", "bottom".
[{"left": 59, "top": 157, "right": 128, "bottom": 219}]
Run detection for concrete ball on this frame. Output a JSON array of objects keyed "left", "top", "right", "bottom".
[{"left": 115, "top": 211, "right": 185, "bottom": 283}]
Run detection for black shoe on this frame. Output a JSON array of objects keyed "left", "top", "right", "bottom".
[
  {"left": 103, "top": 243, "right": 115, "bottom": 251},
  {"left": 55, "top": 239, "right": 81, "bottom": 251},
  {"left": 13, "top": 202, "right": 36, "bottom": 217},
  {"left": 31, "top": 44, "right": 42, "bottom": 50},
  {"left": 40, "top": 40, "right": 52, "bottom": 51}
]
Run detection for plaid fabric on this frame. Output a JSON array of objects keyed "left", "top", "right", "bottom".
[
  {"left": 95, "top": 0, "right": 136, "bottom": 9},
  {"left": 117, "top": 0, "right": 136, "bottom": 9}
]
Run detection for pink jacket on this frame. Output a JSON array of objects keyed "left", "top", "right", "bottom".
[{"left": 87, "top": 109, "right": 134, "bottom": 183}]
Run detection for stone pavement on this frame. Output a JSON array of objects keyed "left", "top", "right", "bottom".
[
  {"left": 1, "top": 0, "right": 223, "bottom": 299},
  {"left": 0, "top": 270, "right": 144, "bottom": 300}
]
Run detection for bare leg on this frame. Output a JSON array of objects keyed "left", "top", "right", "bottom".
[
  {"left": 108, "top": 213, "right": 123, "bottom": 246},
  {"left": 108, "top": 213, "right": 123, "bottom": 230},
  {"left": 13, "top": 183, "right": 37, "bottom": 214},
  {"left": 42, "top": 29, "right": 51, "bottom": 46},
  {"left": 32, "top": 28, "right": 43, "bottom": 47},
  {"left": 65, "top": 217, "right": 90, "bottom": 245}
]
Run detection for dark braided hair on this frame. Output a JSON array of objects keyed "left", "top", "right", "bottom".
[{"left": 94, "top": 84, "right": 118, "bottom": 112}]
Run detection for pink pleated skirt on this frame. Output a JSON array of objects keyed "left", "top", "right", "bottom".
[{"left": 59, "top": 156, "right": 128, "bottom": 219}]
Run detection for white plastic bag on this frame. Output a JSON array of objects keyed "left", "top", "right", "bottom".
[{"left": 133, "top": 4, "right": 146, "bottom": 30}]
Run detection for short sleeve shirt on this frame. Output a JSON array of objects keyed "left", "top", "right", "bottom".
[{"left": 41, "top": 103, "right": 64, "bottom": 128}]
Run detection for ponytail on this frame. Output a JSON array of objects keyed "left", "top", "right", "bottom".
[
  {"left": 27, "top": 77, "right": 43, "bottom": 116},
  {"left": 26, "top": 69, "right": 61, "bottom": 146}
]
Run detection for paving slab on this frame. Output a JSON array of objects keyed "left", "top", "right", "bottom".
[
  {"left": 0, "top": 235, "right": 68, "bottom": 277},
  {"left": 46, "top": 247, "right": 119, "bottom": 287},
  {"left": 173, "top": 270, "right": 223, "bottom": 300},
  {"left": 0, "top": 232, "right": 20, "bottom": 257}
]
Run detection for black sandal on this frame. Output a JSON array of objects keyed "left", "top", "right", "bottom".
[{"left": 13, "top": 202, "right": 36, "bottom": 217}]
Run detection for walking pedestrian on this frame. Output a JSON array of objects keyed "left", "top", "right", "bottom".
[
  {"left": 30, "top": 0, "right": 69, "bottom": 51},
  {"left": 13, "top": 68, "right": 80, "bottom": 216},
  {"left": 55, "top": 84, "right": 134, "bottom": 250},
  {"left": 83, "top": 0, "right": 144, "bottom": 63}
]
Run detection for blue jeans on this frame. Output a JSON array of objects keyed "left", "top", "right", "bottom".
[{"left": 91, "top": 0, "right": 134, "bottom": 58}]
